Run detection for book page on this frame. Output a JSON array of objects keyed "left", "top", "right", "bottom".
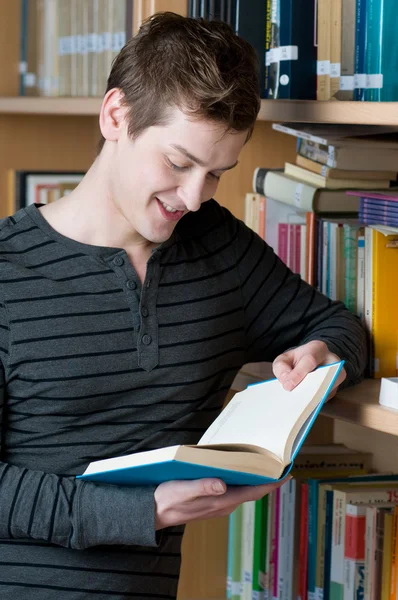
[{"left": 198, "top": 363, "right": 341, "bottom": 462}]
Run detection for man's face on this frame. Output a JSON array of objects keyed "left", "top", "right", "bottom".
[{"left": 111, "top": 106, "right": 247, "bottom": 246}]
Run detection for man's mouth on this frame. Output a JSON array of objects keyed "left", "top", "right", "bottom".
[{"left": 156, "top": 198, "right": 185, "bottom": 221}]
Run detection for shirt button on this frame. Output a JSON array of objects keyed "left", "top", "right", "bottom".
[
  {"left": 126, "top": 280, "right": 137, "bottom": 290},
  {"left": 142, "top": 334, "right": 152, "bottom": 345},
  {"left": 113, "top": 256, "right": 124, "bottom": 267},
  {"left": 141, "top": 306, "right": 149, "bottom": 317}
]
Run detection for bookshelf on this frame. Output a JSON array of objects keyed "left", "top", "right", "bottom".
[
  {"left": 3, "top": 97, "right": 398, "bottom": 125},
  {"left": 0, "top": 2, "right": 397, "bottom": 600}
]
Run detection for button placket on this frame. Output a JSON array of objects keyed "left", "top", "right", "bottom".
[{"left": 137, "top": 259, "right": 159, "bottom": 371}]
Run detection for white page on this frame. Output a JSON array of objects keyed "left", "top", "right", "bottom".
[{"left": 198, "top": 363, "right": 340, "bottom": 462}]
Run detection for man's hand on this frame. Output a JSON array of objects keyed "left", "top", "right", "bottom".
[
  {"left": 154, "top": 477, "right": 286, "bottom": 529},
  {"left": 272, "top": 340, "right": 346, "bottom": 398}
]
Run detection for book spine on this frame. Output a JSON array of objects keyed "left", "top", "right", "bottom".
[
  {"left": 298, "top": 483, "right": 309, "bottom": 600},
  {"left": 335, "top": 0, "right": 356, "bottom": 100},
  {"left": 267, "top": 0, "right": 280, "bottom": 99},
  {"left": 356, "top": 233, "right": 365, "bottom": 320},
  {"left": 272, "top": 487, "right": 281, "bottom": 600},
  {"left": 242, "top": 501, "right": 255, "bottom": 600},
  {"left": 354, "top": 0, "right": 367, "bottom": 101},
  {"left": 317, "top": 0, "right": 331, "bottom": 100},
  {"left": 276, "top": 0, "right": 316, "bottom": 100},
  {"left": 343, "top": 224, "right": 358, "bottom": 314},
  {"left": 315, "top": 485, "right": 329, "bottom": 600},
  {"left": 231, "top": 504, "right": 243, "bottom": 600},
  {"left": 252, "top": 497, "right": 267, "bottom": 600},
  {"left": 264, "top": 0, "right": 272, "bottom": 98},
  {"left": 382, "top": 512, "right": 393, "bottom": 600},
  {"left": 364, "top": 506, "right": 377, "bottom": 600},
  {"left": 343, "top": 505, "right": 366, "bottom": 600},
  {"left": 278, "top": 223, "right": 289, "bottom": 266},
  {"left": 329, "top": 0, "right": 342, "bottom": 98},
  {"left": 308, "top": 480, "right": 319, "bottom": 600},
  {"left": 363, "top": 0, "right": 382, "bottom": 102},
  {"left": 330, "top": 490, "right": 346, "bottom": 600},
  {"left": 364, "top": 227, "right": 374, "bottom": 376},
  {"left": 227, "top": 511, "right": 235, "bottom": 599},
  {"left": 235, "top": 0, "right": 267, "bottom": 98},
  {"left": 323, "top": 490, "right": 334, "bottom": 600}
]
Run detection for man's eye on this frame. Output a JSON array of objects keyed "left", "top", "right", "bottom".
[
  {"left": 208, "top": 172, "right": 221, "bottom": 181},
  {"left": 167, "top": 158, "right": 187, "bottom": 171}
]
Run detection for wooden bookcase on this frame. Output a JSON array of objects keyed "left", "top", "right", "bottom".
[{"left": 0, "top": 2, "right": 397, "bottom": 599}]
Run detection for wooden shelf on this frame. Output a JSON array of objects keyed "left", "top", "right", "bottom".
[
  {"left": 2, "top": 97, "right": 398, "bottom": 124},
  {"left": 0, "top": 97, "right": 102, "bottom": 115},
  {"left": 232, "top": 365, "right": 398, "bottom": 436},
  {"left": 257, "top": 100, "right": 398, "bottom": 124}
]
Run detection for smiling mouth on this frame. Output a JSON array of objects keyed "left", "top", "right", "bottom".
[
  {"left": 159, "top": 199, "right": 179, "bottom": 213},
  {"left": 156, "top": 198, "right": 185, "bottom": 221}
]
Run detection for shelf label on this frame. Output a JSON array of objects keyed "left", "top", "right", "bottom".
[
  {"left": 317, "top": 60, "right": 330, "bottom": 75},
  {"left": 340, "top": 76, "right": 355, "bottom": 91},
  {"left": 266, "top": 45, "right": 298, "bottom": 64},
  {"left": 294, "top": 183, "right": 304, "bottom": 208},
  {"left": 330, "top": 63, "right": 341, "bottom": 78}
]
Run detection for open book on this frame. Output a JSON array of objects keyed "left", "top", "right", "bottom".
[{"left": 78, "top": 361, "right": 344, "bottom": 486}]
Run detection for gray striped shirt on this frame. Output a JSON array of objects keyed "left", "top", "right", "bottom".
[{"left": 0, "top": 200, "right": 366, "bottom": 598}]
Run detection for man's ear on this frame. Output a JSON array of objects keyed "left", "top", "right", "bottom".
[{"left": 99, "top": 88, "right": 128, "bottom": 142}]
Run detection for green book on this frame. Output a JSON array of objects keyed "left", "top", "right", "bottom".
[
  {"left": 252, "top": 496, "right": 268, "bottom": 600},
  {"left": 231, "top": 504, "right": 243, "bottom": 600}
]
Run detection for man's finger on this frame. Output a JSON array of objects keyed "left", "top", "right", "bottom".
[{"left": 279, "top": 353, "right": 320, "bottom": 391}]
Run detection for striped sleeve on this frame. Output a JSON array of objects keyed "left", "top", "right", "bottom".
[
  {"left": 232, "top": 218, "right": 367, "bottom": 385},
  {"left": 0, "top": 303, "right": 158, "bottom": 549}
]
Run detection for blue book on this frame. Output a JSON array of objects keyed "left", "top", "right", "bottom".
[
  {"left": 78, "top": 362, "right": 344, "bottom": 487},
  {"left": 269, "top": 0, "right": 316, "bottom": 100},
  {"left": 364, "top": 0, "right": 398, "bottom": 101},
  {"left": 354, "top": 0, "right": 367, "bottom": 101},
  {"left": 359, "top": 210, "right": 398, "bottom": 227}
]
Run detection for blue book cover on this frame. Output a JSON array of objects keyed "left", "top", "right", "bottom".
[
  {"left": 274, "top": 0, "right": 316, "bottom": 100},
  {"left": 354, "top": 0, "right": 367, "bottom": 101},
  {"left": 323, "top": 489, "right": 334, "bottom": 600},
  {"left": 359, "top": 210, "right": 398, "bottom": 227},
  {"left": 364, "top": 0, "right": 398, "bottom": 101},
  {"left": 362, "top": 199, "right": 398, "bottom": 213},
  {"left": 78, "top": 362, "right": 344, "bottom": 487}
]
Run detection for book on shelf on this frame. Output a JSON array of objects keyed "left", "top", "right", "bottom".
[
  {"left": 295, "top": 154, "right": 397, "bottom": 182},
  {"left": 260, "top": 171, "right": 361, "bottom": 213},
  {"left": 78, "top": 362, "right": 344, "bottom": 486},
  {"left": 284, "top": 162, "right": 392, "bottom": 190},
  {"left": 267, "top": 0, "right": 317, "bottom": 101},
  {"left": 19, "top": 0, "right": 131, "bottom": 98}
]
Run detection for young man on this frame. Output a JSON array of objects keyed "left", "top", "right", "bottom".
[{"left": 0, "top": 12, "right": 366, "bottom": 599}]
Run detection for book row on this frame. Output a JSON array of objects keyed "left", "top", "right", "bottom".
[
  {"left": 190, "top": 0, "right": 398, "bottom": 101},
  {"left": 19, "top": 0, "right": 131, "bottom": 98},
  {"left": 226, "top": 456, "right": 398, "bottom": 600}
]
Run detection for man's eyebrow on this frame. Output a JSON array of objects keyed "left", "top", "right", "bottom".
[{"left": 170, "top": 144, "right": 238, "bottom": 171}]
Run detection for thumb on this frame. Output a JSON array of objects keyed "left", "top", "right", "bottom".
[{"left": 185, "top": 478, "right": 227, "bottom": 498}]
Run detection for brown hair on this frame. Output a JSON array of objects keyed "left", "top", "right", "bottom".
[{"left": 98, "top": 11, "right": 260, "bottom": 152}]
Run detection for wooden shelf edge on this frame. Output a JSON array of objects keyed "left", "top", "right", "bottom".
[
  {"left": 232, "top": 366, "right": 398, "bottom": 436},
  {"left": 0, "top": 97, "right": 102, "bottom": 116},
  {"left": 258, "top": 100, "right": 398, "bottom": 124},
  {"left": 2, "top": 97, "right": 398, "bottom": 125}
]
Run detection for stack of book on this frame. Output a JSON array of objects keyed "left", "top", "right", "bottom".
[
  {"left": 226, "top": 459, "right": 398, "bottom": 600},
  {"left": 189, "top": 0, "right": 398, "bottom": 101},
  {"left": 247, "top": 124, "right": 398, "bottom": 378}
]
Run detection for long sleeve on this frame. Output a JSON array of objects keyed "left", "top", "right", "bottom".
[
  {"left": 232, "top": 217, "right": 367, "bottom": 385},
  {"left": 0, "top": 303, "right": 158, "bottom": 550}
]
